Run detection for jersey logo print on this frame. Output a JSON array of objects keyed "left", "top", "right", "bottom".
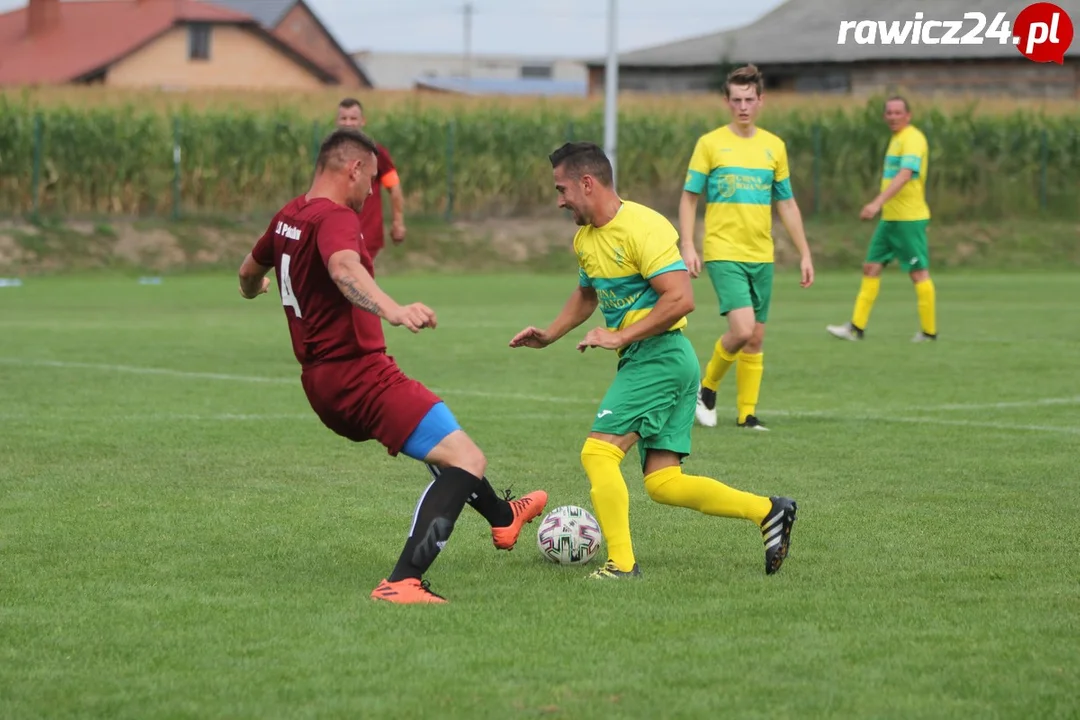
[
  {"left": 276, "top": 221, "right": 302, "bottom": 241},
  {"left": 717, "top": 175, "right": 737, "bottom": 199}
]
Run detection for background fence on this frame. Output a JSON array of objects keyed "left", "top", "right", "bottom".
[{"left": 1, "top": 94, "right": 1077, "bottom": 223}]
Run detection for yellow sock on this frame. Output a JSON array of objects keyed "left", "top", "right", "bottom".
[
  {"left": 644, "top": 466, "right": 772, "bottom": 524},
  {"left": 914, "top": 278, "right": 936, "bottom": 336},
  {"left": 851, "top": 276, "right": 881, "bottom": 331},
  {"left": 579, "top": 438, "right": 634, "bottom": 571},
  {"left": 735, "top": 351, "right": 763, "bottom": 424},
  {"left": 702, "top": 339, "right": 737, "bottom": 392}
]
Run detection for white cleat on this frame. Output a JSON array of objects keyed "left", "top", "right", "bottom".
[
  {"left": 826, "top": 323, "right": 863, "bottom": 341},
  {"left": 695, "top": 387, "right": 718, "bottom": 428},
  {"left": 912, "top": 331, "right": 937, "bottom": 343}
]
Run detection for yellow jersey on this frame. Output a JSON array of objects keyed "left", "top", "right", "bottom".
[
  {"left": 881, "top": 125, "right": 930, "bottom": 222},
  {"left": 684, "top": 125, "right": 793, "bottom": 263},
  {"left": 574, "top": 200, "right": 688, "bottom": 336}
]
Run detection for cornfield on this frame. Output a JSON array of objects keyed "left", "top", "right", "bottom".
[{"left": 1, "top": 89, "right": 1077, "bottom": 220}]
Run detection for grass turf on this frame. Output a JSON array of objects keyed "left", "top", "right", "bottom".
[{"left": 1, "top": 270, "right": 1078, "bottom": 719}]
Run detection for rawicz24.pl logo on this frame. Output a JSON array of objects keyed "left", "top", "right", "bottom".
[{"left": 837, "top": 3, "right": 1074, "bottom": 64}]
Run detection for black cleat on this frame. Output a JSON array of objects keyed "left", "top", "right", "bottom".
[
  {"left": 738, "top": 414, "right": 769, "bottom": 431},
  {"left": 699, "top": 386, "right": 717, "bottom": 410},
  {"left": 760, "top": 497, "right": 797, "bottom": 575}
]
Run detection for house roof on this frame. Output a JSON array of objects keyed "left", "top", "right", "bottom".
[
  {"left": 0, "top": 0, "right": 335, "bottom": 85},
  {"left": 591, "top": 0, "right": 1080, "bottom": 67},
  {"left": 213, "top": 0, "right": 295, "bottom": 27},
  {"left": 214, "top": 0, "right": 371, "bottom": 86},
  {"left": 414, "top": 76, "right": 588, "bottom": 97}
]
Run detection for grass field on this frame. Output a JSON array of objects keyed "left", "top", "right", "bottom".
[{"left": 1, "top": 270, "right": 1079, "bottom": 719}]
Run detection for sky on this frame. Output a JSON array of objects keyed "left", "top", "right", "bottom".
[{"left": 0, "top": 0, "right": 786, "bottom": 57}]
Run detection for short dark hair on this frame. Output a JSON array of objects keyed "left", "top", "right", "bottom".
[
  {"left": 338, "top": 97, "right": 363, "bottom": 112},
  {"left": 549, "top": 142, "right": 613, "bottom": 187},
  {"left": 316, "top": 128, "right": 377, "bottom": 171},
  {"left": 885, "top": 95, "right": 910, "bottom": 112},
  {"left": 724, "top": 64, "right": 764, "bottom": 97}
]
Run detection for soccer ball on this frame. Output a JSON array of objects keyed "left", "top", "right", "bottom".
[{"left": 536, "top": 505, "right": 603, "bottom": 565}]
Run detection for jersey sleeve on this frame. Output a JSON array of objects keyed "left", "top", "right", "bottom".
[
  {"left": 772, "top": 141, "right": 794, "bottom": 201},
  {"left": 251, "top": 222, "right": 276, "bottom": 266},
  {"left": 574, "top": 234, "right": 592, "bottom": 287},
  {"left": 633, "top": 216, "right": 686, "bottom": 280},
  {"left": 315, "top": 208, "right": 363, "bottom": 267},
  {"left": 377, "top": 145, "right": 399, "bottom": 189},
  {"left": 683, "top": 137, "right": 710, "bottom": 195},
  {"left": 899, "top": 132, "right": 927, "bottom": 175}
]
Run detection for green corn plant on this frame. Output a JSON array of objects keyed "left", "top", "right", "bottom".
[{"left": 0, "top": 95, "right": 1076, "bottom": 221}]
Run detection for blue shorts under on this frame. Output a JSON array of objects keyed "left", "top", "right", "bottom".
[{"left": 401, "top": 402, "right": 461, "bottom": 461}]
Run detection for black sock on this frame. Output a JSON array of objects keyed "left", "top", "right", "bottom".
[
  {"left": 426, "top": 465, "right": 513, "bottom": 528},
  {"left": 388, "top": 467, "right": 480, "bottom": 582}
]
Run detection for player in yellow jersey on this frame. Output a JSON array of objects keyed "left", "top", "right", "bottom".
[
  {"left": 827, "top": 96, "right": 937, "bottom": 343},
  {"left": 680, "top": 65, "right": 814, "bottom": 431},
  {"left": 510, "top": 142, "right": 798, "bottom": 579}
]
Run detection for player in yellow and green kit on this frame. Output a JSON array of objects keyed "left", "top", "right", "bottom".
[
  {"left": 510, "top": 142, "right": 798, "bottom": 579},
  {"left": 679, "top": 64, "right": 815, "bottom": 431},
  {"left": 827, "top": 96, "right": 937, "bottom": 343}
]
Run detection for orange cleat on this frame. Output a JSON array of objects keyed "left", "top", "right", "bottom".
[
  {"left": 491, "top": 490, "right": 548, "bottom": 550},
  {"left": 370, "top": 578, "right": 448, "bottom": 604}
]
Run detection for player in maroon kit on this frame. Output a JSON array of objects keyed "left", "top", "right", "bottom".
[
  {"left": 335, "top": 98, "right": 405, "bottom": 264},
  {"left": 237, "top": 128, "right": 547, "bottom": 605}
]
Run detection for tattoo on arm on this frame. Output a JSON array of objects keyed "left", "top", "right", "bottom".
[{"left": 337, "top": 277, "right": 383, "bottom": 316}]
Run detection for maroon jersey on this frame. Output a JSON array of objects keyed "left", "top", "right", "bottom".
[
  {"left": 356, "top": 143, "right": 396, "bottom": 255},
  {"left": 252, "top": 195, "right": 387, "bottom": 366}
]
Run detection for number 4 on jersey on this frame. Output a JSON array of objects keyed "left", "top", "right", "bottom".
[{"left": 280, "top": 253, "right": 302, "bottom": 318}]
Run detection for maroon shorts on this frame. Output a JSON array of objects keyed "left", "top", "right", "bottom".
[{"left": 301, "top": 353, "right": 441, "bottom": 456}]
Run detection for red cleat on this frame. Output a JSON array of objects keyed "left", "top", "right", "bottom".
[
  {"left": 370, "top": 578, "right": 448, "bottom": 604},
  {"left": 491, "top": 490, "right": 548, "bottom": 550}
]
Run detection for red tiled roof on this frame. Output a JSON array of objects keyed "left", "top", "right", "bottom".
[{"left": 0, "top": 0, "right": 260, "bottom": 84}]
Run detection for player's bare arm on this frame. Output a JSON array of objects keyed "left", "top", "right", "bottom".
[
  {"left": 389, "top": 184, "right": 406, "bottom": 243},
  {"left": 327, "top": 249, "right": 436, "bottom": 332},
  {"left": 678, "top": 190, "right": 702, "bottom": 277},
  {"left": 578, "top": 270, "right": 694, "bottom": 353},
  {"left": 861, "top": 168, "right": 912, "bottom": 219},
  {"left": 775, "top": 198, "right": 815, "bottom": 288},
  {"left": 509, "top": 285, "right": 598, "bottom": 349},
  {"left": 237, "top": 253, "right": 272, "bottom": 299}
]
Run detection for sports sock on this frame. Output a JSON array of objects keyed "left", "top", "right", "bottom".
[
  {"left": 388, "top": 467, "right": 480, "bottom": 582},
  {"left": 702, "top": 339, "right": 737, "bottom": 392},
  {"left": 851, "top": 275, "right": 880, "bottom": 331},
  {"left": 735, "top": 351, "right": 764, "bottom": 424},
  {"left": 914, "top": 278, "right": 937, "bottom": 336},
  {"left": 579, "top": 438, "right": 634, "bottom": 571},
  {"left": 469, "top": 477, "right": 514, "bottom": 527},
  {"left": 644, "top": 466, "right": 772, "bottom": 524},
  {"left": 427, "top": 465, "right": 514, "bottom": 528}
]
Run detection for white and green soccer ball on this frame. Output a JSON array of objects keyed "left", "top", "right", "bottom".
[{"left": 536, "top": 505, "right": 602, "bottom": 565}]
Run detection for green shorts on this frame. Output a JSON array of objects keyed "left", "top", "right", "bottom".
[
  {"left": 591, "top": 330, "right": 700, "bottom": 469},
  {"left": 866, "top": 220, "right": 930, "bottom": 272},
  {"left": 705, "top": 260, "right": 774, "bottom": 324}
]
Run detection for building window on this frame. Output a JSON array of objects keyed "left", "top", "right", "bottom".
[
  {"left": 520, "top": 64, "right": 553, "bottom": 79},
  {"left": 188, "top": 23, "right": 211, "bottom": 61}
]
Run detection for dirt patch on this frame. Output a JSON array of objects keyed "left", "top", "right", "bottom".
[
  {"left": 0, "top": 234, "right": 27, "bottom": 268},
  {"left": 114, "top": 226, "right": 187, "bottom": 272},
  {"left": 0, "top": 215, "right": 1075, "bottom": 276}
]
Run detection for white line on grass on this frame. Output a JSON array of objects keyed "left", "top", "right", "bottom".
[
  {"left": 0, "top": 413, "right": 315, "bottom": 422},
  {"left": 0, "top": 358, "right": 593, "bottom": 404},
  {"left": 3, "top": 357, "right": 1079, "bottom": 432},
  {"left": 0, "top": 358, "right": 296, "bottom": 385}
]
